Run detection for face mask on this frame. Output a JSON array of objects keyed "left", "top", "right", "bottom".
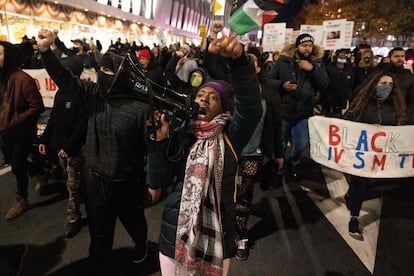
[
  {"left": 375, "top": 84, "right": 393, "bottom": 102},
  {"left": 97, "top": 71, "right": 114, "bottom": 96},
  {"left": 364, "top": 57, "right": 371, "bottom": 63},
  {"left": 190, "top": 76, "right": 203, "bottom": 88},
  {"left": 337, "top": 58, "right": 347, "bottom": 64}
]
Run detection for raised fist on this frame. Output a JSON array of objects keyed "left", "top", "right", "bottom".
[
  {"left": 208, "top": 35, "right": 243, "bottom": 60},
  {"left": 37, "top": 29, "right": 56, "bottom": 53}
]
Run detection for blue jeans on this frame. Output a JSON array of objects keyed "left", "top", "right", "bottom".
[{"left": 282, "top": 118, "right": 309, "bottom": 167}]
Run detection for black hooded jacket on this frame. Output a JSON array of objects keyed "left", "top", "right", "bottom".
[
  {"left": 0, "top": 41, "right": 23, "bottom": 83},
  {"left": 41, "top": 49, "right": 150, "bottom": 181},
  {"left": 38, "top": 58, "right": 87, "bottom": 156}
]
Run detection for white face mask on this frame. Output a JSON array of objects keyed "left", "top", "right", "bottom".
[{"left": 337, "top": 58, "right": 347, "bottom": 64}]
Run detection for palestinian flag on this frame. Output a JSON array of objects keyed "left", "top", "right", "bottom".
[{"left": 228, "top": 0, "right": 285, "bottom": 35}]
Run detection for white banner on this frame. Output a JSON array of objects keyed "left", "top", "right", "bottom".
[
  {"left": 24, "top": 68, "right": 97, "bottom": 108},
  {"left": 309, "top": 116, "right": 414, "bottom": 178},
  {"left": 262, "top": 23, "right": 286, "bottom": 52},
  {"left": 23, "top": 69, "right": 58, "bottom": 108},
  {"left": 300, "top": 25, "right": 324, "bottom": 46}
]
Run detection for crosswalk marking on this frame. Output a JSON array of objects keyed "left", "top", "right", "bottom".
[
  {"left": 0, "top": 165, "right": 11, "bottom": 176},
  {"left": 304, "top": 166, "right": 382, "bottom": 274}
]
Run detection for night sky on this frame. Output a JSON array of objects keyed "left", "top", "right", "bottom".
[{"left": 272, "top": 0, "right": 307, "bottom": 27}]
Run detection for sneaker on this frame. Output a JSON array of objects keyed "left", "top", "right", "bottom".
[
  {"left": 5, "top": 196, "right": 28, "bottom": 220},
  {"left": 132, "top": 242, "right": 147, "bottom": 263},
  {"left": 348, "top": 217, "right": 362, "bottom": 237},
  {"left": 235, "top": 239, "right": 249, "bottom": 261},
  {"left": 64, "top": 221, "right": 82, "bottom": 238}
]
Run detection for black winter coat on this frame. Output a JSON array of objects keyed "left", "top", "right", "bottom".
[
  {"left": 265, "top": 43, "right": 329, "bottom": 122},
  {"left": 147, "top": 55, "right": 262, "bottom": 259},
  {"left": 39, "top": 86, "right": 87, "bottom": 156},
  {"left": 379, "top": 65, "right": 414, "bottom": 116},
  {"left": 346, "top": 96, "right": 412, "bottom": 125},
  {"left": 323, "top": 62, "right": 353, "bottom": 111},
  {"left": 41, "top": 49, "right": 149, "bottom": 181}
]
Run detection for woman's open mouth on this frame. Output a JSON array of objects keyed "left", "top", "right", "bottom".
[{"left": 198, "top": 106, "right": 207, "bottom": 115}]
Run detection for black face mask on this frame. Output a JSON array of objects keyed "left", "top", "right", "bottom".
[{"left": 97, "top": 71, "right": 114, "bottom": 96}]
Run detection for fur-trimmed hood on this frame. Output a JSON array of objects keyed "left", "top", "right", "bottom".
[{"left": 279, "top": 43, "right": 325, "bottom": 61}]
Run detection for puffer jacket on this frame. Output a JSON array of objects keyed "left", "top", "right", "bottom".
[
  {"left": 41, "top": 49, "right": 150, "bottom": 181},
  {"left": 147, "top": 54, "right": 262, "bottom": 259},
  {"left": 265, "top": 43, "right": 329, "bottom": 122}
]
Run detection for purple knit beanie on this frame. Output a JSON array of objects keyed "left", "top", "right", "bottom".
[{"left": 198, "top": 81, "right": 230, "bottom": 111}]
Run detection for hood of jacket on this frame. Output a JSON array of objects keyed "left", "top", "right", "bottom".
[
  {"left": 0, "top": 41, "right": 23, "bottom": 83},
  {"left": 279, "top": 43, "right": 325, "bottom": 62},
  {"left": 189, "top": 67, "right": 211, "bottom": 83},
  {"left": 99, "top": 52, "right": 138, "bottom": 97}
]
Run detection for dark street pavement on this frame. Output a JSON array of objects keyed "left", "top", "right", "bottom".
[{"left": 1, "top": 158, "right": 414, "bottom": 276}]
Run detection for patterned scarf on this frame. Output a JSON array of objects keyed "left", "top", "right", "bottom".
[{"left": 175, "top": 113, "right": 231, "bottom": 276}]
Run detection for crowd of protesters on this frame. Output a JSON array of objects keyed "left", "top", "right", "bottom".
[{"left": 1, "top": 19, "right": 414, "bottom": 275}]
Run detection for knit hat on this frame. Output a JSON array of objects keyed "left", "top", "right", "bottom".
[
  {"left": 295, "top": 33, "right": 314, "bottom": 47},
  {"left": 199, "top": 81, "right": 231, "bottom": 111},
  {"left": 181, "top": 44, "right": 191, "bottom": 53},
  {"left": 176, "top": 59, "right": 198, "bottom": 82},
  {"left": 137, "top": 49, "right": 151, "bottom": 61}
]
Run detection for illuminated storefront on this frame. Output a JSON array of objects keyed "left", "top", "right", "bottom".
[{"left": 0, "top": 0, "right": 214, "bottom": 48}]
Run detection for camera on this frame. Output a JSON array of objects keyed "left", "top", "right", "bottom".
[{"left": 110, "top": 53, "right": 199, "bottom": 124}]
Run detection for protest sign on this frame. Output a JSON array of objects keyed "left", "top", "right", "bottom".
[
  {"left": 300, "top": 24, "right": 324, "bottom": 46},
  {"left": 322, "top": 19, "right": 347, "bottom": 50},
  {"left": 262, "top": 22, "right": 286, "bottom": 52},
  {"left": 309, "top": 116, "right": 414, "bottom": 178}
]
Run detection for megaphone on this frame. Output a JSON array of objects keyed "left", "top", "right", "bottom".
[{"left": 110, "top": 53, "right": 199, "bottom": 124}]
